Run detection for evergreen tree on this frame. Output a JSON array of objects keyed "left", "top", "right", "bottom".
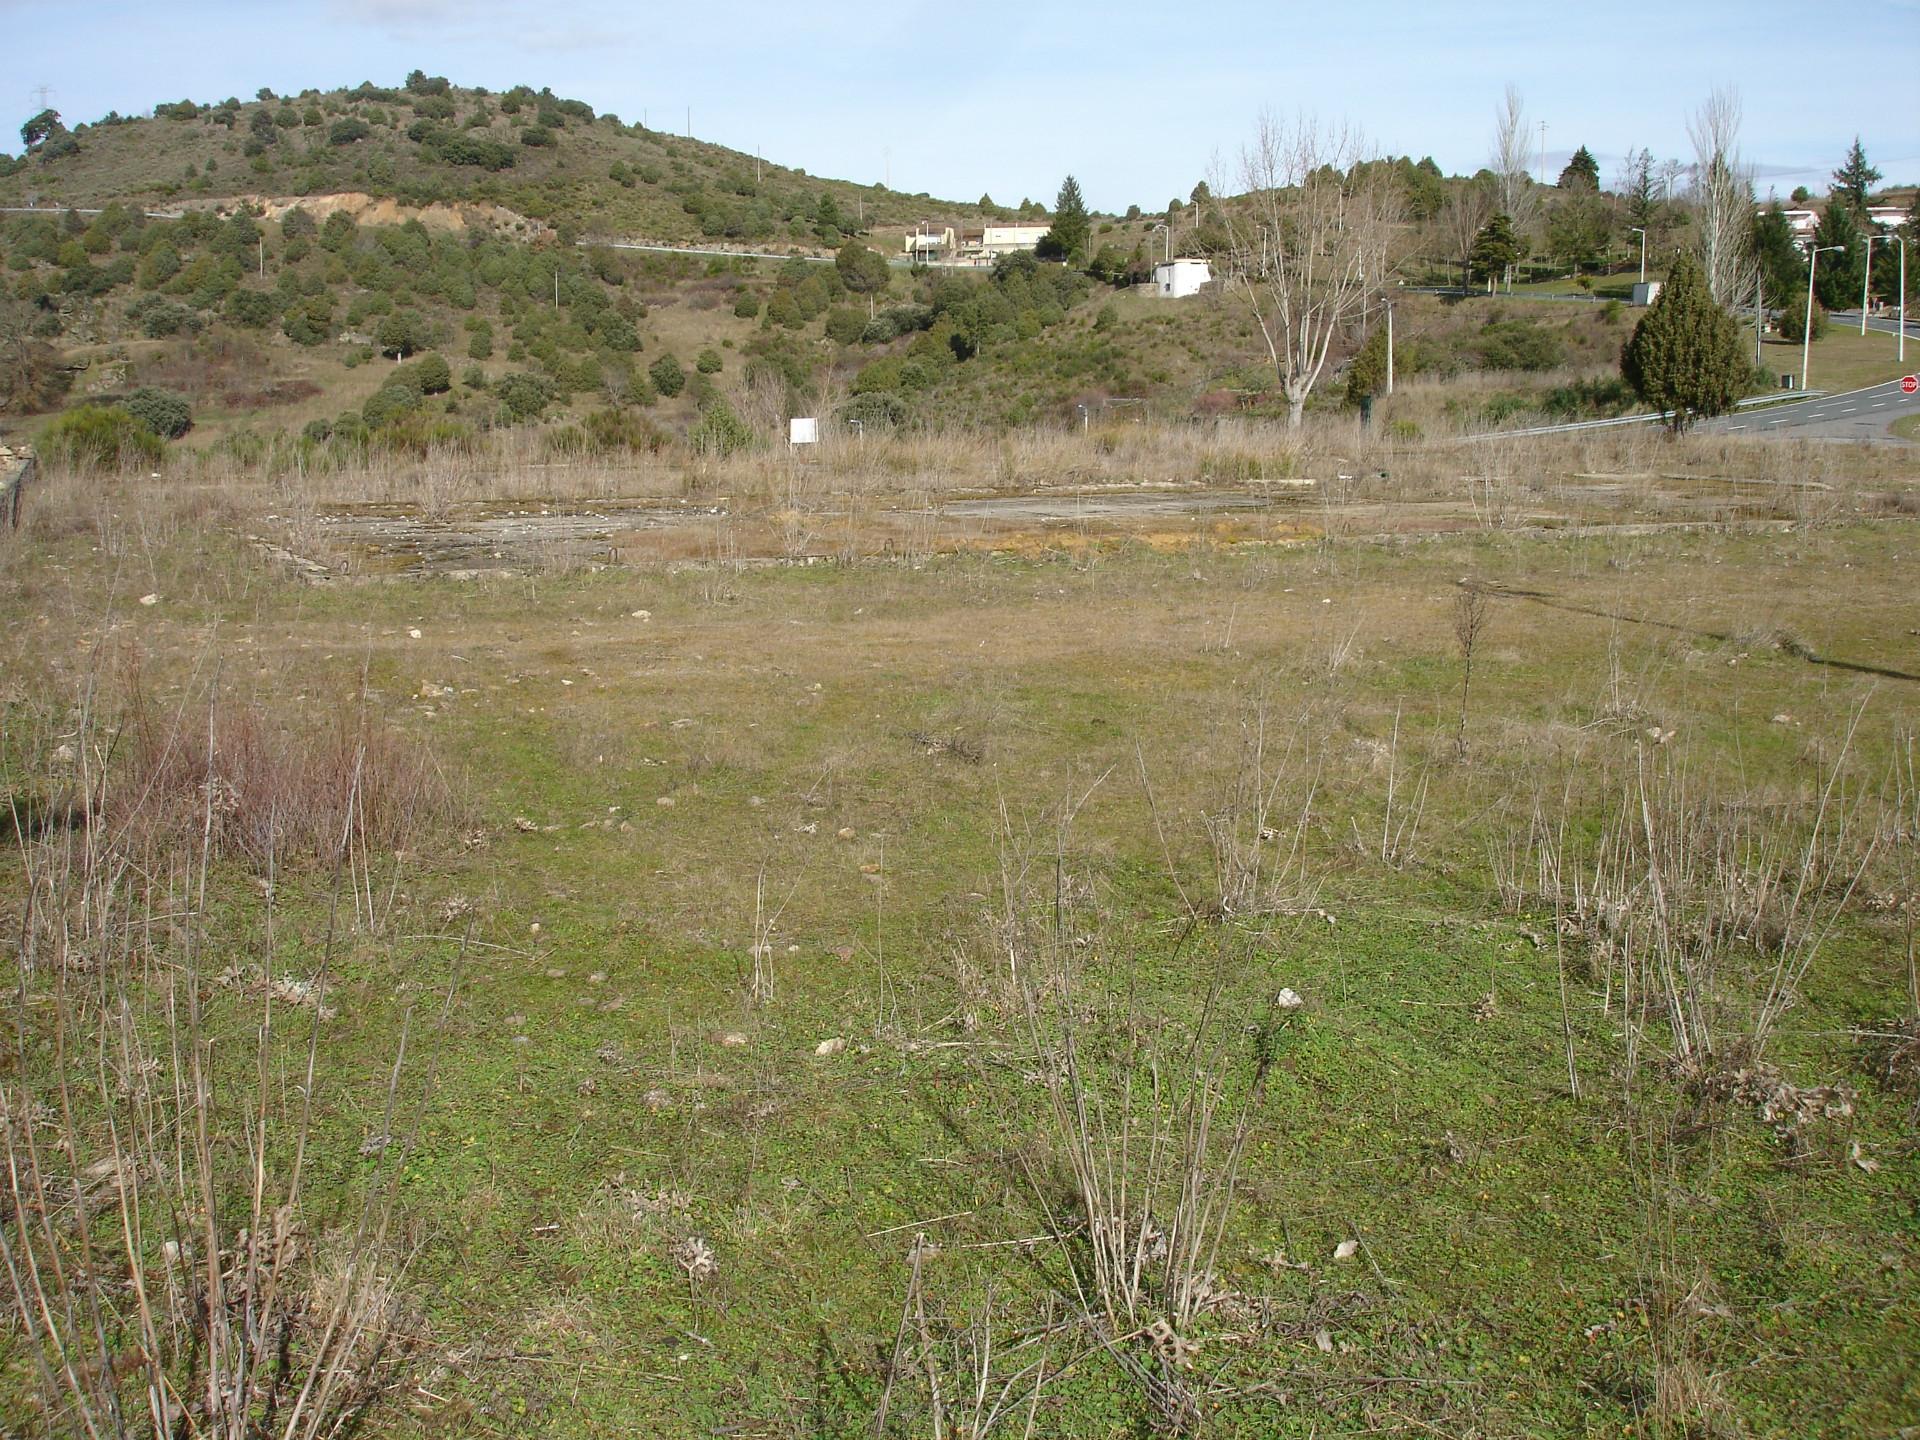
[
  {"left": 1750, "top": 202, "right": 1802, "bottom": 309},
  {"left": 1467, "top": 213, "right": 1521, "bottom": 289},
  {"left": 1557, "top": 145, "right": 1600, "bottom": 189},
  {"left": 835, "top": 240, "right": 891, "bottom": 307},
  {"left": 1620, "top": 250, "right": 1749, "bottom": 432},
  {"left": 1811, "top": 201, "right": 1865, "bottom": 309},
  {"left": 20, "top": 109, "right": 63, "bottom": 152},
  {"left": 1623, "top": 148, "right": 1659, "bottom": 229},
  {"left": 1037, "top": 176, "right": 1090, "bottom": 262},
  {"left": 1831, "top": 138, "right": 1881, "bottom": 212},
  {"left": 1343, "top": 325, "right": 1389, "bottom": 406}
]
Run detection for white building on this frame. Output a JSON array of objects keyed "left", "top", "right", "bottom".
[
  {"left": 966, "top": 223, "right": 1051, "bottom": 258},
  {"left": 1768, "top": 205, "right": 1907, "bottom": 248},
  {"left": 1152, "top": 258, "right": 1212, "bottom": 298},
  {"left": 903, "top": 225, "right": 955, "bottom": 261}
]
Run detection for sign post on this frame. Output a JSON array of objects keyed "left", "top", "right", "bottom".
[{"left": 1901, "top": 375, "right": 1917, "bottom": 395}]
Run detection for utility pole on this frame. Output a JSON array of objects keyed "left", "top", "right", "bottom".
[
  {"left": 1753, "top": 267, "right": 1763, "bottom": 368},
  {"left": 1629, "top": 226, "right": 1647, "bottom": 283},
  {"left": 1537, "top": 121, "right": 1547, "bottom": 186},
  {"left": 258, "top": 235, "right": 265, "bottom": 279},
  {"left": 686, "top": 107, "right": 691, "bottom": 139}
]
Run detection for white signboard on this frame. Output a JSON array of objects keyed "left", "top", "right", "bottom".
[{"left": 788, "top": 417, "right": 819, "bottom": 446}]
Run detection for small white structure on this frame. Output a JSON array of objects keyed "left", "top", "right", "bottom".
[
  {"left": 788, "top": 417, "right": 818, "bottom": 447},
  {"left": 1153, "top": 258, "right": 1212, "bottom": 299},
  {"left": 903, "top": 225, "right": 954, "bottom": 261},
  {"left": 1631, "top": 281, "right": 1663, "bottom": 307},
  {"left": 969, "top": 223, "right": 1051, "bottom": 257}
]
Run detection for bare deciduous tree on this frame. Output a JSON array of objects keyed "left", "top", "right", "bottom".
[
  {"left": 1217, "top": 113, "right": 1402, "bottom": 429},
  {"left": 1453, "top": 585, "right": 1491, "bottom": 751},
  {"left": 1490, "top": 84, "right": 1537, "bottom": 241},
  {"left": 1686, "top": 87, "right": 1753, "bottom": 308},
  {"left": 1441, "top": 175, "right": 1497, "bottom": 292}
]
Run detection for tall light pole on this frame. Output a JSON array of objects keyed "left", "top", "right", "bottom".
[
  {"left": 1862, "top": 232, "right": 1888, "bottom": 335},
  {"left": 1148, "top": 221, "right": 1170, "bottom": 264},
  {"left": 1804, "top": 244, "right": 1842, "bottom": 390},
  {"left": 1629, "top": 226, "right": 1647, "bottom": 283},
  {"left": 1897, "top": 234, "right": 1907, "bottom": 365}
]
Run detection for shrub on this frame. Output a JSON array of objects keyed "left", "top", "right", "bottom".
[
  {"left": 302, "top": 417, "right": 332, "bottom": 443},
  {"left": 519, "top": 126, "right": 554, "bottom": 148},
  {"left": 1775, "top": 301, "right": 1826, "bottom": 345},
  {"left": 40, "top": 406, "right": 166, "bottom": 470},
  {"left": 138, "top": 300, "right": 201, "bottom": 339},
  {"left": 120, "top": 387, "right": 193, "bottom": 439},
  {"left": 439, "top": 135, "right": 516, "bottom": 170},
  {"left": 837, "top": 390, "right": 908, "bottom": 430},
  {"left": 690, "top": 397, "right": 754, "bottom": 457},
  {"left": 226, "top": 287, "right": 278, "bottom": 328},
  {"left": 362, "top": 383, "right": 420, "bottom": 429},
  {"left": 1473, "top": 316, "right": 1565, "bottom": 371},
  {"left": 406, "top": 352, "right": 453, "bottom": 395},
  {"left": 695, "top": 347, "right": 724, "bottom": 374},
  {"left": 732, "top": 293, "right": 761, "bottom": 319},
  {"left": 496, "top": 370, "right": 556, "bottom": 421},
  {"left": 328, "top": 117, "right": 371, "bottom": 146},
  {"left": 583, "top": 407, "right": 668, "bottom": 453},
  {"left": 648, "top": 352, "right": 685, "bottom": 398}
]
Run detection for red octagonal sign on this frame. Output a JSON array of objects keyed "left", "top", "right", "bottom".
[{"left": 1904, "top": 375, "right": 1920, "bottom": 394}]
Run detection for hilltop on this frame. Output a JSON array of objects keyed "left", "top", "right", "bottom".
[{"left": 0, "top": 73, "right": 1002, "bottom": 250}]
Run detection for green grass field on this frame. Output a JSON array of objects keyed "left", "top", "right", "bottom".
[{"left": 4, "top": 452, "right": 1917, "bottom": 1437}]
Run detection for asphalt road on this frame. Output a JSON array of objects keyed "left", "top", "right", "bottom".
[{"left": 1707, "top": 376, "right": 1919, "bottom": 441}]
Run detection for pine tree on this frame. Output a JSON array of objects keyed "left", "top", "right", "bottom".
[
  {"left": 1037, "top": 175, "right": 1090, "bottom": 262},
  {"left": 1467, "top": 213, "right": 1521, "bottom": 289},
  {"left": 1750, "top": 202, "right": 1802, "bottom": 309},
  {"left": 1620, "top": 250, "right": 1750, "bottom": 432},
  {"left": 1557, "top": 145, "right": 1600, "bottom": 189},
  {"left": 1811, "top": 202, "right": 1864, "bottom": 309},
  {"left": 1831, "top": 138, "right": 1881, "bottom": 213}
]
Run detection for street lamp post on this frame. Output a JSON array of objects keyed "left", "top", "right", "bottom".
[
  {"left": 1804, "top": 244, "right": 1843, "bottom": 390},
  {"left": 1897, "top": 234, "right": 1908, "bottom": 365},
  {"left": 1629, "top": 226, "right": 1647, "bottom": 284},
  {"left": 1148, "top": 221, "right": 1170, "bottom": 264},
  {"left": 1863, "top": 232, "right": 1889, "bottom": 336}
]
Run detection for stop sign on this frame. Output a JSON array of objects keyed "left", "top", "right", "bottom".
[{"left": 1905, "top": 375, "right": 1919, "bottom": 394}]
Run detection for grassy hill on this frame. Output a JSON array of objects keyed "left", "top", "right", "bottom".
[
  {"left": 0, "top": 72, "right": 1791, "bottom": 465},
  {"left": 0, "top": 74, "right": 985, "bottom": 249}
]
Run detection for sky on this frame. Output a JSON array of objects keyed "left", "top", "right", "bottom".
[{"left": 4, "top": 0, "right": 1917, "bottom": 213}]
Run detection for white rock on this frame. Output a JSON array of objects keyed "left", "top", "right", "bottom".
[
  {"left": 1333, "top": 1239, "right": 1359, "bottom": 1261},
  {"left": 1276, "top": 988, "right": 1305, "bottom": 1010},
  {"left": 138, "top": 593, "right": 159, "bottom": 606},
  {"left": 814, "top": 1037, "right": 847, "bottom": 1057}
]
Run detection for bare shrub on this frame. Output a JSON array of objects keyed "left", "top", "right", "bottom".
[
  {"left": 1197, "top": 697, "right": 1320, "bottom": 919},
  {"left": 1569, "top": 723, "right": 1873, "bottom": 1079},
  {"left": 1, "top": 704, "right": 458, "bottom": 1439},
  {"left": 109, "top": 669, "right": 455, "bottom": 868}
]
